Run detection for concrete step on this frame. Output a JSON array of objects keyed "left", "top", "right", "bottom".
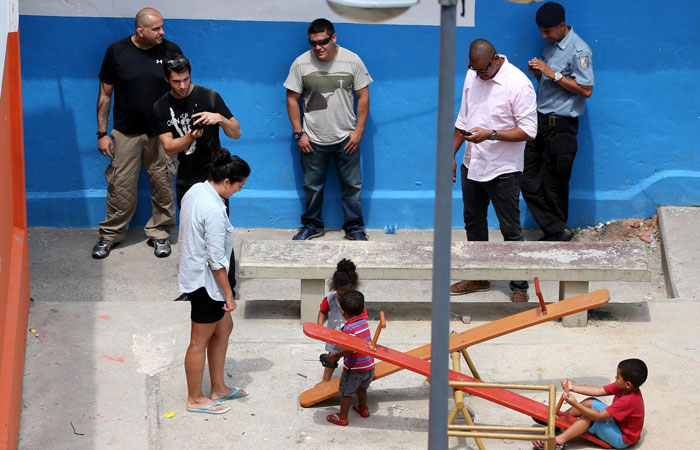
[{"left": 658, "top": 205, "right": 700, "bottom": 298}]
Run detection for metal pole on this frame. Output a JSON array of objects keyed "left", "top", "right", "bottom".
[{"left": 428, "top": 0, "right": 457, "bottom": 448}]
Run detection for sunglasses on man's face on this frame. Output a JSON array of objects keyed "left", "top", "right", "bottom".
[
  {"left": 166, "top": 57, "right": 189, "bottom": 68},
  {"left": 309, "top": 37, "right": 332, "bottom": 47},
  {"left": 468, "top": 53, "right": 496, "bottom": 74}
]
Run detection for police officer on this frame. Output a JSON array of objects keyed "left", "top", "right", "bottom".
[{"left": 521, "top": 2, "right": 594, "bottom": 241}]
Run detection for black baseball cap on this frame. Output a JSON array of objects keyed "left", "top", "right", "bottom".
[{"left": 536, "top": 2, "right": 565, "bottom": 27}]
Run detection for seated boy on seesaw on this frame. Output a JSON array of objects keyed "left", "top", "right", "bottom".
[{"left": 533, "top": 358, "right": 647, "bottom": 450}]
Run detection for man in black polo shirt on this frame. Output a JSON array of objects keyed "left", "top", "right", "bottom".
[
  {"left": 93, "top": 7, "right": 182, "bottom": 259},
  {"left": 153, "top": 55, "right": 242, "bottom": 207}
]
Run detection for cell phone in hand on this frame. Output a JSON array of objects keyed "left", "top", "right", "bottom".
[
  {"left": 459, "top": 129, "right": 472, "bottom": 136},
  {"left": 191, "top": 103, "right": 204, "bottom": 130}
]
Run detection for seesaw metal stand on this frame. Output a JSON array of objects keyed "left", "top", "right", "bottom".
[
  {"left": 447, "top": 380, "right": 558, "bottom": 450},
  {"left": 367, "top": 312, "right": 560, "bottom": 450},
  {"left": 447, "top": 349, "right": 485, "bottom": 450}
]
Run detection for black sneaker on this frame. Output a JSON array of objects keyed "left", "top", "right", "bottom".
[
  {"left": 292, "top": 226, "right": 324, "bottom": 241},
  {"left": 147, "top": 238, "right": 171, "bottom": 258},
  {"left": 92, "top": 237, "right": 115, "bottom": 259},
  {"left": 345, "top": 231, "right": 369, "bottom": 241}
]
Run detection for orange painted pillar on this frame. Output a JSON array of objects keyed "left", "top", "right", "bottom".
[{"left": 0, "top": 31, "right": 30, "bottom": 450}]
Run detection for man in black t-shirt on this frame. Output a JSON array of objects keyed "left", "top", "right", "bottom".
[
  {"left": 93, "top": 8, "right": 182, "bottom": 260},
  {"left": 153, "top": 55, "right": 241, "bottom": 207}
]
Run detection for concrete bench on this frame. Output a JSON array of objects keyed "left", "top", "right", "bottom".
[{"left": 238, "top": 240, "right": 650, "bottom": 326}]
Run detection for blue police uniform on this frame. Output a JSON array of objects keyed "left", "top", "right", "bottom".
[{"left": 521, "top": 27, "right": 594, "bottom": 239}]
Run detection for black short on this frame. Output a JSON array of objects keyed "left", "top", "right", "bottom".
[{"left": 189, "top": 287, "right": 225, "bottom": 324}]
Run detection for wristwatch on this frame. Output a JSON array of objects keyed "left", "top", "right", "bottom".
[
  {"left": 489, "top": 130, "right": 498, "bottom": 141},
  {"left": 552, "top": 71, "right": 563, "bottom": 83},
  {"left": 96, "top": 131, "right": 108, "bottom": 139},
  {"left": 293, "top": 130, "right": 305, "bottom": 140}
]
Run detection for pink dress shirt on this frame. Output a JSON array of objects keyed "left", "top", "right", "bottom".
[{"left": 454, "top": 55, "right": 537, "bottom": 182}]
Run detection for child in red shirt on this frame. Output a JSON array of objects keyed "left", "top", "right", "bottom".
[{"left": 533, "top": 358, "right": 647, "bottom": 450}]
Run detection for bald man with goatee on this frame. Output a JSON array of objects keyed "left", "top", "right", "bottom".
[{"left": 93, "top": 8, "right": 182, "bottom": 259}]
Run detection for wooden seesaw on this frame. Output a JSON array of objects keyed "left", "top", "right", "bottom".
[
  {"left": 302, "top": 312, "right": 611, "bottom": 448},
  {"left": 300, "top": 284, "right": 610, "bottom": 407}
]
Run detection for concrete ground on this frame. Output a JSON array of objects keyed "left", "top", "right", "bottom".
[{"left": 19, "top": 210, "right": 700, "bottom": 449}]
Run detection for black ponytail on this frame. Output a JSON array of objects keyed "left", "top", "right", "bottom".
[
  {"left": 330, "top": 258, "right": 359, "bottom": 291},
  {"left": 209, "top": 147, "right": 250, "bottom": 183}
]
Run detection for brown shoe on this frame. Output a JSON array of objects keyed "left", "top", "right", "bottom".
[
  {"left": 450, "top": 280, "right": 490, "bottom": 296},
  {"left": 511, "top": 291, "right": 529, "bottom": 303}
]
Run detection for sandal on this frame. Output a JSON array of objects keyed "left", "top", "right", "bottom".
[
  {"left": 326, "top": 413, "right": 349, "bottom": 426},
  {"left": 186, "top": 401, "right": 230, "bottom": 415},
  {"left": 215, "top": 386, "right": 248, "bottom": 401},
  {"left": 532, "top": 440, "right": 566, "bottom": 450},
  {"left": 352, "top": 405, "right": 370, "bottom": 418}
]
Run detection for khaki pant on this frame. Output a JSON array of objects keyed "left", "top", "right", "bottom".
[{"left": 98, "top": 130, "right": 176, "bottom": 242}]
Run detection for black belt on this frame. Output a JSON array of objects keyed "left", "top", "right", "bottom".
[{"left": 538, "top": 112, "right": 577, "bottom": 127}]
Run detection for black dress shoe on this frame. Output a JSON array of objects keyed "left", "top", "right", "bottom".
[
  {"left": 540, "top": 227, "right": 575, "bottom": 242},
  {"left": 553, "top": 227, "right": 575, "bottom": 241}
]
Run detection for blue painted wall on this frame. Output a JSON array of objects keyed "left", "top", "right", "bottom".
[{"left": 19, "top": 1, "right": 700, "bottom": 230}]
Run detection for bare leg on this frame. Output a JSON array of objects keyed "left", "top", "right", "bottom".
[
  {"left": 556, "top": 415, "right": 593, "bottom": 445},
  {"left": 357, "top": 387, "right": 368, "bottom": 409},
  {"left": 556, "top": 398, "right": 596, "bottom": 445},
  {"left": 339, "top": 395, "right": 352, "bottom": 419},
  {"left": 184, "top": 321, "right": 227, "bottom": 411},
  {"left": 316, "top": 366, "right": 336, "bottom": 385},
  {"left": 208, "top": 313, "right": 241, "bottom": 400},
  {"left": 563, "top": 397, "right": 595, "bottom": 418}
]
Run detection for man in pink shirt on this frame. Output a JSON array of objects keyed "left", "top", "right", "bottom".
[{"left": 450, "top": 39, "right": 538, "bottom": 302}]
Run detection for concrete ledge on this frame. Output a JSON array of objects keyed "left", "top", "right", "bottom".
[
  {"left": 239, "top": 240, "right": 651, "bottom": 324},
  {"left": 658, "top": 205, "right": 700, "bottom": 298},
  {"left": 240, "top": 240, "right": 650, "bottom": 282}
]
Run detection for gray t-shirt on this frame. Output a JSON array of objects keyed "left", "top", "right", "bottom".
[{"left": 284, "top": 46, "right": 373, "bottom": 145}]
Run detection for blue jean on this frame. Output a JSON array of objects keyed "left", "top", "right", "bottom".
[
  {"left": 300, "top": 138, "right": 364, "bottom": 233},
  {"left": 460, "top": 165, "right": 528, "bottom": 292}
]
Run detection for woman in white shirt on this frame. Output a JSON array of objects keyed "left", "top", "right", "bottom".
[{"left": 178, "top": 148, "right": 250, "bottom": 415}]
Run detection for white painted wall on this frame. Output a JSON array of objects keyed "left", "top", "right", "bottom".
[
  {"left": 0, "top": 0, "right": 18, "bottom": 89},
  {"left": 19, "top": 0, "right": 474, "bottom": 26}
]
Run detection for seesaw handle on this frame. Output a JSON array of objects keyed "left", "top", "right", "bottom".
[
  {"left": 534, "top": 277, "right": 548, "bottom": 315},
  {"left": 555, "top": 381, "right": 570, "bottom": 414},
  {"left": 369, "top": 311, "right": 386, "bottom": 351}
]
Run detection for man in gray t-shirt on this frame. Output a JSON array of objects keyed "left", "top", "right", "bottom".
[{"left": 284, "top": 18, "right": 373, "bottom": 241}]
